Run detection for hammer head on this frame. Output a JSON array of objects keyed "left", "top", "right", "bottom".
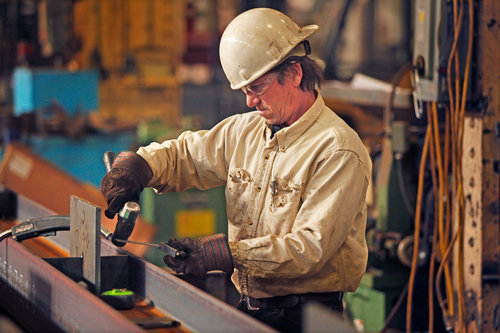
[{"left": 111, "top": 201, "right": 140, "bottom": 247}]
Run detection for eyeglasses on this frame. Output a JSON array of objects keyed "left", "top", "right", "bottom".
[{"left": 242, "top": 73, "right": 277, "bottom": 96}]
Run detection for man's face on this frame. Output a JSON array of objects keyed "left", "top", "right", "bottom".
[{"left": 242, "top": 71, "right": 297, "bottom": 126}]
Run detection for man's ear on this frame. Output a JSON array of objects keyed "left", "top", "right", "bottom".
[{"left": 287, "top": 62, "right": 303, "bottom": 87}]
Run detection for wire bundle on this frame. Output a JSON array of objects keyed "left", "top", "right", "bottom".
[{"left": 406, "top": 0, "right": 475, "bottom": 332}]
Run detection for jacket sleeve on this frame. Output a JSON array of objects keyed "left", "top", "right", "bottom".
[
  {"left": 136, "top": 116, "right": 238, "bottom": 193},
  {"left": 229, "top": 149, "right": 370, "bottom": 279}
]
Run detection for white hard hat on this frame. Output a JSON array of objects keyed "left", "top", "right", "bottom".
[{"left": 219, "top": 8, "right": 319, "bottom": 90}]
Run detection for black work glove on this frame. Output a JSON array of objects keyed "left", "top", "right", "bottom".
[
  {"left": 164, "top": 234, "right": 234, "bottom": 278},
  {"left": 100, "top": 152, "right": 153, "bottom": 219}
]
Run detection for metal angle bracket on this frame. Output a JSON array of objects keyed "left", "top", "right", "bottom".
[{"left": 69, "top": 195, "right": 101, "bottom": 293}]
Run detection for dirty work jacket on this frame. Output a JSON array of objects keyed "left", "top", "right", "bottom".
[{"left": 137, "top": 93, "right": 372, "bottom": 299}]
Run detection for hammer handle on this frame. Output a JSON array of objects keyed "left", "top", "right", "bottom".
[
  {"left": 102, "top": 151, "right": 140, "bottom": 247},
  {"left": 103, "top": 151, "right": 116, "bottom": 172}
]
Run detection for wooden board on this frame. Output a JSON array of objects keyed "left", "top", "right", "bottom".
[{"left": 461, "top": 116, "right": 483, "bottom": 328}]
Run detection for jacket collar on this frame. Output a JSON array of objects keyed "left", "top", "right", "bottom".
[{"left": 264, "top": 92, "right": 325, "bottom": 150}]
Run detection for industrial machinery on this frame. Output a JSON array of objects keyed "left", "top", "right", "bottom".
[
  {"left": 343, "top": 0, "right": 493, "bottom": 331},
  {"left": 344, "top": 121, "right": 430, "bottom": 332},
  {"left": 411, "top": 0, "right": 476, "bottom": 113}
]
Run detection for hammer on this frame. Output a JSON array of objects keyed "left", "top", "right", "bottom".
[{"left": 101, "top": 151, "right": 140, "bottom": 247}]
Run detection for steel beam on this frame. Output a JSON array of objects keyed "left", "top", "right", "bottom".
[
  {"left": 0, "top": 238, "right": 142, "bottom": 332},
  {"left": 1, "top": 195, "right": 275, "bottom": 332}
]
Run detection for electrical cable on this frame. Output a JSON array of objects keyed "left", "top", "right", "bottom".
[
  {"left": 440, "top": 105, "right": 451, "bottom": 330},
  {"left": 435, "top": 230, "right": 459, "bottom": 331},
  {"left": 455, "top": 1, "right": 474, "bottom": 330},
  {"left": 444, "top": 3, "right": 463, "bottom": 327},
  {"left": 460, "top": 0, "right": 474, "bottom": 120},
  {"left": 406, "top": 110, "right": 431, "bottom": 333},
  {"left": 427, "top": 113, "right": 440, "bottom": 333},
  {"left": 428, "top": 203, "right": 440, "bottom": 333},
  {"left": 447, "top": 5, "right": 464, "bottom": 277},
  {"left": 440, "top": 0, "right": 473, "bottom": 329},
  {"left": 384, "top": 61, "right": 413, "bottom": 134},
  {"left": 443, "top": 106, "right": 451, "bottom": 267},
  {"left": 405, "top": 0, "right": 474, "bottom": 330},
  {"left": 431, "top": 102, "right": 455, "bottom": 318},
  {"left": 453, "top": 0, "right": 464, "bottom": 130}
]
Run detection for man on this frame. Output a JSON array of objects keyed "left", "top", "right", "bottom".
[{"left": 101, "top": 8, "right": 371, "bottom": 332}]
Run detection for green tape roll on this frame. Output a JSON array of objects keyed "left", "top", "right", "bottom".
[
  {"left": 101, "top": 288, "right": 134, "bottom": 296},
  {"left": 100, "top": 289, "right": 135, "bottom": 310}
]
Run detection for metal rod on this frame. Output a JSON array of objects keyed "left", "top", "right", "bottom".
[{"left": 116, "top": 239, "right": 159, "bottom": 247}]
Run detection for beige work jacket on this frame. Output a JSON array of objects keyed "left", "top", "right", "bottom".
[{"left": 137, "top": 94, "right": 372, "bottom": 298}]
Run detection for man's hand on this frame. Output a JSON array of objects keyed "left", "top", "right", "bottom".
[
  {"left": 100, "top": 152, "right": 152, "bottom": 219},
  {"left": 164, "top": 234, "right": 233, "bottom": 278}
]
